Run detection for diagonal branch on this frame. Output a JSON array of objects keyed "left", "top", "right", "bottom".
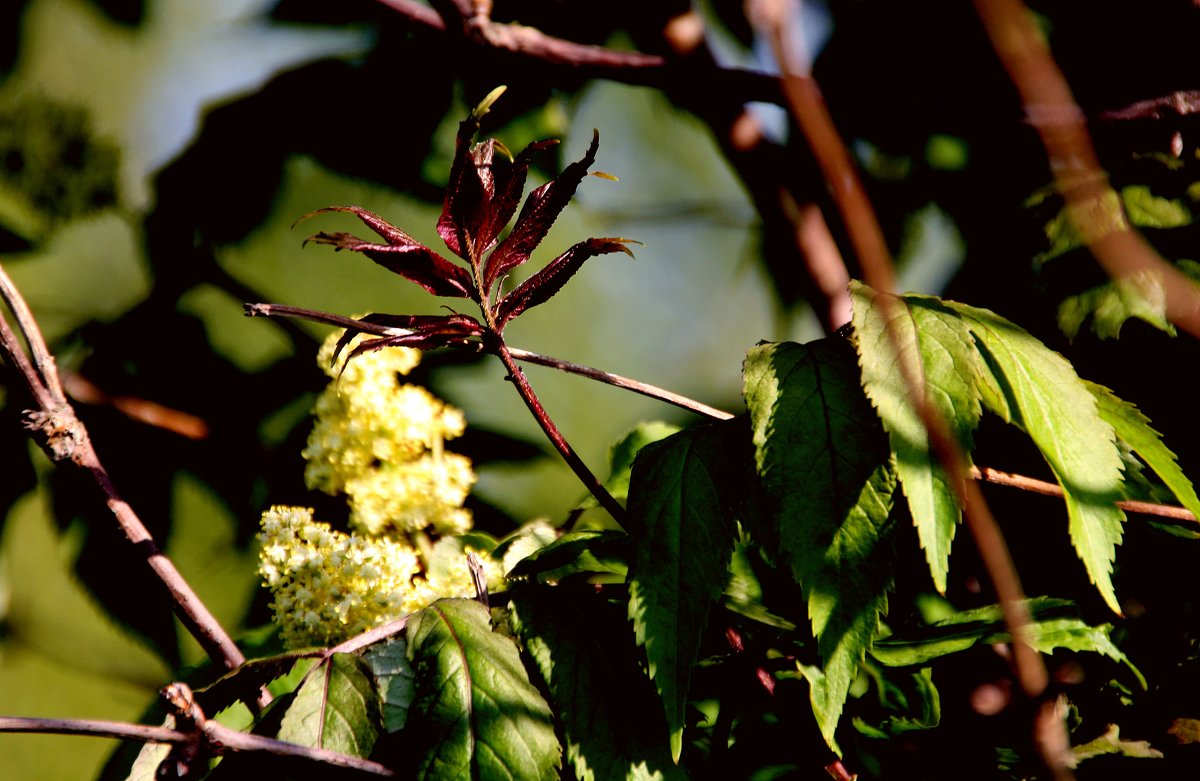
[{"left": 0, "top": 262, "right": 245, "bottom": 672}]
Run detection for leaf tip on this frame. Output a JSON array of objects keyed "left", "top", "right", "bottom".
[{"left": 473, "top": 85, "right": 507, "bottom": 119}]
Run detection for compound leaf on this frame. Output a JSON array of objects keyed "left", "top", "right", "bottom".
[
  {"left": 1086, "top": 380, "right": 1200, "bottom": 520},
  {"left": 850, "top": 282, "right": 983, "bottom": 593},
  {"left": 744, "top": 338, "right": 897, "bottom": 753},
  {"left": 950, "top": 302, "right": 1127, "bottom": 613}
]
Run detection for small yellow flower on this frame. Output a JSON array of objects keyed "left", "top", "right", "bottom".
[{"left": 257, "top": 506, "right": 502, "bottom": 648}]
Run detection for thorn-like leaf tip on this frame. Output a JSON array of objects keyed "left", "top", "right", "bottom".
[{"left": 473, "top": 85, "right": 507, "bottom": 120}]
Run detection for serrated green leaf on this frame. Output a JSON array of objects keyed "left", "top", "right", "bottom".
[
  {"left": 600, "top": 421, "right": 682, "bottom": 504},
  {"left": 1086, "top": 381, "right": 1200, "bottom": 519},
  {"left": 951, "top": 302, "right": 1127, "bottom": 613},
  {"left": 743, "top": 339, "right": 897, "bottom": 753},
  {"left": 853, "top": 664, "right": 941, "bottom": 738},
  {"left": 871, "top": 597, "right": 1144, "bottom": 687},
  {"left": 405, "top": 598, "right": 560, "bottom": 781},
  {"left": 277, "top": 653, "right": 382, "bottom": 759},
  {"left": 625, "top": 420, "right": 743, "bottom": 761},
  {"left": 510, "top": 586, "right": 687, "bottom": 781},
  {"left": 1057, "top": 272, "right": 1175, "bottom": 340},
  {"left": 506, "top": 530, "right": 629, "bottom": 584},
  {"left": 1121, "top": 184, "right": 1192, "bottom": 229},
  {"left": 850, "top": 282, "right": 983, "bottom": 593},
  {"left": 1073, "top": 724, "right": 1163, "bottom": 763},
  {"left": 364, "top": 638, "right": 416, "bottom": 733}
]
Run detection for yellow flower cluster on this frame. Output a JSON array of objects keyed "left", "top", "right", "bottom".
[
  {"left": 257, "top": 506, "right": 499, "bottom": 647},
  {"left": 257, "top": 331, "right": 499, "bottom": 648},
  {"left": 302, "top": 333, "right": 475, "bottom": 536}
]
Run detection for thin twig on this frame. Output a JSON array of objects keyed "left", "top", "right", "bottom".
[
  {"left": 0, "top": 716, "right": 395, "bottom": 776},
  {"left": 244, "top": 302, "right": 734, "bottom": 420},
  {"left": 0, "top": 261, "right": 246, "bottom": 672}
]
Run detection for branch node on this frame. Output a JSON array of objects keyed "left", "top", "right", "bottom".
[{"left": 22, "top": 407, "right": 85, "bottom": 463}]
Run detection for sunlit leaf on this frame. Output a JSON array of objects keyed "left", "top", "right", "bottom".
[
  {"left": 277, "top": 652, "right": 382, "bottom": 758},
  {"left": 483, "top": 130, "right": 601, "bottom": 290},
  {"left": 1086, "top": 380, "right": 1200, "bottom": 520},
  {"left": 850, "top": 282, "right": 983, "bottom": 593},
  {"left": 625, "top": 420, "right": 743, "bottom": 761},
  {"left": 950, "top": 301, "right": 1127, "bottom": 613},
  {"left": 743, "top": 338, "right": 897, "bottom": 753},
  {"left": 495, "top": 237, "right": 636, "bottom": 328},
  {"left": 405, "top": 599, "right": 560, "bottom": 781}
]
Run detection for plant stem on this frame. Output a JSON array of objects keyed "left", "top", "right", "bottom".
[{"left": 490, "top": 336, "right": 628, "bottom": 523}]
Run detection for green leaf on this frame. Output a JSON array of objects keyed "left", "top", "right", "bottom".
[
  {"left": 871, "top": 597, "right": 1144, "bottom": 687},
  {"left": 853, "top": 664, "right": 941, "bottom": 737},
  {"left": 951, "top": 302, "right": 1127, "bottom": 613},
  {"left": 1057, "top": 271, "right": 1175, "bottom": 340},
  {"left": 601, "top": 421, "right": 683, "bottom": 504},
  {"left": 625, "top": 420, "right": 743, "bottom": 761},
  {"left": 1073, "top": 724, "right": 1164, "bottom": 763},
  {"left": 277, "top": 652, "right": 382, "bottom": 759},
  {"left": 1121, "top": 184, "right": 1192, "bottom": 228},
  {"left": 850, "top": 281, "right": 983, "bottom": 592},
  {"left": 405, "top": 598, "right": 561, "bottom": 781},
  {"left": 743, "top": 338, "right": 897, "bottom": 752},
  {"left": 1086, "top": 380, "right": 1200, "bottom": 519},
  {"left": 364, "top": 638, "right": 416, "bottom": 733},
  {"left": 506, "top": 530, "right": 629, "bottom": 584},
  {"left": 510, "top": 586, "right": 687, "bottom": 781}
]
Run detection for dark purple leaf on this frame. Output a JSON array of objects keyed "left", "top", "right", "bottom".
[
  {"left": 483, "top": 130, "right": 602, "bottom": 296},
  {"left": 494, "top": 237, "right": 636, "bottom": 329},
  {"left": 475, "top": 139, "right": 558, "bottom": 258},
  {"left": 304, "top": 231, "right": 474, "bottom": 300},
  {"left": 331, "top": 313, "right": 485, "bottom": 364},
  {"left": 299, "top": 205, "right": 414, "bottom": 246}
]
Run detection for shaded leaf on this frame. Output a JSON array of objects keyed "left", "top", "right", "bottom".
[
  {"left": 405, "top": 599, "right": 560, "bottom": 781},
  {"left": 871, "top": 596, "right": 1144, "bottom": 687},
  {"left": 1086, "top": 380, "right": 1200, "bottom": 520},
  {"left": 625, "top": 420, "right": 744, "bottom": 761},
  {"left": 364, "top": 637, "right": 416, "bottom": 734},
  {"left": 743, "top": 338, "right": 897, "bottom": 752},
  {"left": 950, "top": 302, "right": 1127, "bottom": 613},
  {"left": 494, "top": 237, "right": 636, "bottom": 328},
  {"left": 277, "top": 652, "right": 382, "bottom": 758},
  {"left": 850, "top": 282, "right": 983, "bottom": 593},
  {"left": 506, "top": 530, "right": 629, "bottom": 584},
  {"left": 510, "top": 586, "right": 687, "bottom": 781}
]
